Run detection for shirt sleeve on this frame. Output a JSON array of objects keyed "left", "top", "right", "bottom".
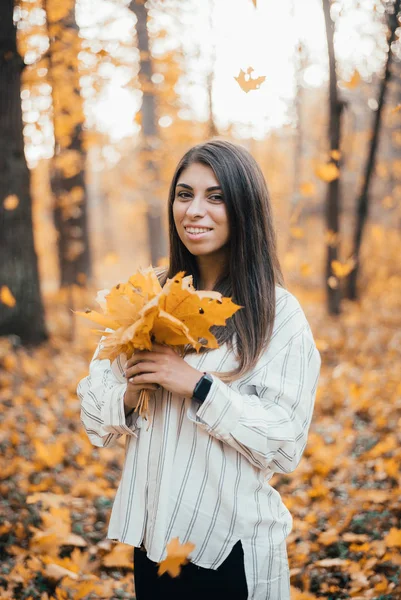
[
  {"left": 77, "top": 331, "right": 142, "bottom": 448},
  {"left": 187, "top": 317, "right": 321, "bottom": 475}
]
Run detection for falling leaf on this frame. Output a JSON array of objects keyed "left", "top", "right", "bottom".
[
  {"left": 327, "top": 276, "right": 338, "bottom": 289},
  {"left": 234, "top": 67, "right": 266, "bottom": 93},
  {"left": 157, "top": 537, "right": 195, "bottom": 577},
  {"left": 251, "top": 0, "right": 257, "bottom": 6},
  {"left": 299, "top": 182, "right": 315, "bottom": 197},
  {"left": 331, "top": 259, "right": 356, "bottom": 279},
  {"left": 0, "top": 286, "right": 16, "bottom": 307},
  {"left": 314, "top": 162, "right": 340, "bottom": 182},
  {"left": 4, "top": 194, "right": 19, "bottom": 210},
  {"left": 391, "top": 104, "right": 401, "bottom": 114},
  {"left": 330, "top": 149, "right": 341, "bottom": 161},
  {"left": 343, "top": 70, "right": 361, "bottom": 89}
]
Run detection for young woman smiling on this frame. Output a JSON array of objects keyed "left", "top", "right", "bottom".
[{"left": 78, "top": 140, "right": 321, "bottom": 600}]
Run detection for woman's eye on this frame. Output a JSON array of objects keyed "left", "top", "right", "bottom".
[
  {"left": 209, "top": 195, "right": 223, "bottom": 202},
  {"left": 177, "top": 192, "right": 191, "bottom": 199}
]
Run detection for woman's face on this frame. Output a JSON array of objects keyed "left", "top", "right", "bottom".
[{"left": 172, "top": 162, "right": 230, "bottom": 259}]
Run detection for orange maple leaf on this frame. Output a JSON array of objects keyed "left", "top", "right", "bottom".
[
  {"left": 385, "top": 528, "right": 401, "bottom": 548},
  {"left": 234, "top": 67, "right": 266, "bottom": 93},
  {"left": 158, "top": 537, "right": 196, "bottom": 577},
  {"left": 75, "top": 268, "right": 241, "bottom": 363}
]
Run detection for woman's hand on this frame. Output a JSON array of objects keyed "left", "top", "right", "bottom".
[
  {"left": 123, "top": 379, "right": 159, "bottom": 413},
  {"left": 124, "top": 343, "right": 205, "bottom": 399}
]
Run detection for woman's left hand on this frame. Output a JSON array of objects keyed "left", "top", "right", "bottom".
[{"left": 124, "top": 343, "right": 206, "bottom": 398}]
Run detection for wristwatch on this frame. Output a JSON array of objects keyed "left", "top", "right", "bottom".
[{"left": 192, "top": 372, "right": 213, "bottom": 404}]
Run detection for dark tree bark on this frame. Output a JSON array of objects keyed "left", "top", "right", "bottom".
[
  {"left": 346, "top": 0, "right": 401, "bottom": 300},
  {"left": 129, "top": 0, "right": 167, "bottom": 266},
  {"left": 322, "top": 0, "right": 345, "bottom": 315},
  {"left": 0, "top": 0, "right": 47, "bottom": 343},
  {"left": 45, "top": 0, "right": 92, "bottom": 290}
]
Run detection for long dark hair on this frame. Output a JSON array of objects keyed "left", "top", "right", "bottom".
[{"left": 158, "top": 139, "right": 284, "bottom": 382}]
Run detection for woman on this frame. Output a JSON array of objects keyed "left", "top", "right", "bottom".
[{"left": 77, "top": 140, "right": 321, "bottom": 599}]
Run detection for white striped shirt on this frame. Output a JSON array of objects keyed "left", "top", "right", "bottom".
[{"left": 77, "top": 285, "right": 321, "bottom": 599}]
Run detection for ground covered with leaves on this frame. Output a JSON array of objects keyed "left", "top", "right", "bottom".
[{"left": 1, "top": 240, "right": 400, "bottom": 599}]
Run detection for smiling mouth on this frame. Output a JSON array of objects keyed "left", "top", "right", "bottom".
[{"left": 184, "top": 227, "right": 213, "bottom": 234}]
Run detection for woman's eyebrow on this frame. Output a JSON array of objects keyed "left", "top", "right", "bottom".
[{"left": 176, "top": 183, "right": 222, "bottom": 192}]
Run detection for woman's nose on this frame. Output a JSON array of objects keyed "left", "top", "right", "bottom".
[{"left": 186, "top": 197, "right": 205, "bottom": 216}]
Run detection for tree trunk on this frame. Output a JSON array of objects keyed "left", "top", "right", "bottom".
[
  {"left": 322, "top": 0, "right": 344, "bottom": 315},
  {"left": 45, "top": 0, "right": 92, "bottom": 289},
  {"left": 292, "top": 43, "right": 306, "bottom": 213},
  {"left": 129, "top": 0, "right": 167, "bottom": 266},
  {"left": 0, "top": 0, "right": 48, "bottom": 343},
  {"left": 346, "top": 0, "right": 401, "bottom": 300}
]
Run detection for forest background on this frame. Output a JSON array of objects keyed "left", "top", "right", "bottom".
[{"left": 1, "top": 0, "right": 401, "bottom": 598}]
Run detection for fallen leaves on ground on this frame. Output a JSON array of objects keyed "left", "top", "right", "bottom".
[{"left": 0, "top": 235, "right": 400, "bottom": 598}]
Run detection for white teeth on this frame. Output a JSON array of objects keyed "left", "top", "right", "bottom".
[{"left": 186, "top": 227, "right": 211, "bottom": 234}]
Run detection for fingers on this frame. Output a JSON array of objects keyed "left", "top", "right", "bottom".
[
  {"left": 125, "top": 345, "right": 170, "bottom": 368},
  {"left": 127, "top": 371, "right": 161, "bottom": 387},
  {"left": 124, "top": 361, "right": 158, "bottom": 381},
  {"left": 125, "top": 352, "right": 155, "bottom": 369}
]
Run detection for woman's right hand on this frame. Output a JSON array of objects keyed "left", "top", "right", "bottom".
[{"left": 123, "top": 375, "right": 159, "bottom": 412}]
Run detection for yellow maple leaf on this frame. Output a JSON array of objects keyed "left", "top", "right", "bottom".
[
  {"left": 234, "top": 67, "right": 266, "bottom": 93},
  {"left": 156, "top": 272, "right": 241, "bottom": 349},
  {"left": 75, "top": 268, "right": 242, "bottom": 364},
  {"left": 158, "top": 537, "right": 196, "bottom": 577},
  {"left": 330, "top": 149, "right": 341, "bottom": 161},
  {"left": 314, "top": 162, "right": 340, "bottom": 182}
]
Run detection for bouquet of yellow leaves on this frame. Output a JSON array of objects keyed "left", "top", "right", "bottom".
[{"left": 75, "top": 267, "right": 241, "bottom": 419}]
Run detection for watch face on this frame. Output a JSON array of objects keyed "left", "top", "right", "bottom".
[{"left": 194, "top": 374, "right": 213, "bottom": 402}]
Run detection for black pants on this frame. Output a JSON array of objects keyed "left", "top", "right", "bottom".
[{"left": 133, "top": 540, "right": 248, "bottom": 600}]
